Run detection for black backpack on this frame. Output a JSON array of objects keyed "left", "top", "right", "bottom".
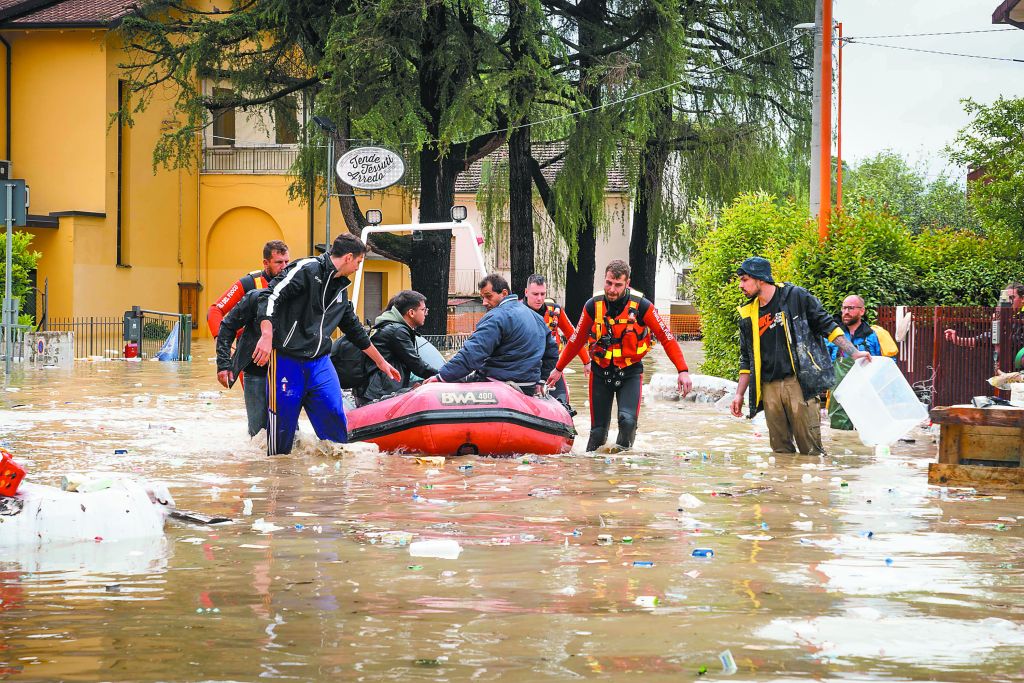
[{"left": 331, "top": 336, "right": 371, "bottom": 389}]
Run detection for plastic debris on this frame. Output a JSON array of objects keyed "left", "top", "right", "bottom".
[
  {"left": 634, "top": 595, "right": 659, "bottom": 607},
  {"left": 597, "top": 534, "right": 613, "bottom": 545},
  {"left": 409, "top": 539, "right": 463, "bottom": 559},
  {"left": 252, "top": 518, "right": 283, "bottom": 533},
  {"left": 719, "top": 649, "right": 738, "bottom": 675},
  {"left": 691, "top": 548, "right": 714, "bottom": 558},
  {"left": 414, "top": 456, "right": 446, "bottom": 466},
  {"left": 632, "top": 560, "right": 654, "bottom": 567},
  {"left": 677, "top": 493, "right": 704, "bottom": 509}
]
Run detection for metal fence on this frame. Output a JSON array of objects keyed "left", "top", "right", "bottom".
[
  {"left": 422, "top": 334, "right": 471, "bottom": 356},
  {"left": 202, "top": 146, "right": 299, "bottom": 174},
  {"left": 44, "top": 312, "right": 192, "bottom": 360},
  {"left": 45, "top": 317, "right": 123, "bottom": 359},
  {"left": 876, "top": 305, "right": 1023, "bottom": 408}
]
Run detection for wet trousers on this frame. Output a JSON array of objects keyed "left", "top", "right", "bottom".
[
  {"left": 586, "top": 362, "right": 643, "bottom": 451},
  {"left": 242, "top": 371, "right": 268, "bottom": 437},
  {"left": 267, "top": 352, "right": 348, "bottom": 455},
  {"left": 762, "top": 375, "right": 823, "bottom": 455}
]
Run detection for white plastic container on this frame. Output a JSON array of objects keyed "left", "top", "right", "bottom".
[
  {"left": 1010, "top": 383, "right": 1024, "bottom": 405},
  {"left": 409, "top": 539, "right": 463, "bottom": 559},
  {"left": 832, "top": 356, "right": 928, "bottom": 446}
]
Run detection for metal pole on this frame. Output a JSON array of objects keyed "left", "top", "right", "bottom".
[
  {"left": 809, "top": 0, "right": 823, "bottom": 218},
  {"left": 4, "top": 182, "right": 12, "bottom": 375},
  {"left": 326, "top": 136, "right": 334, "bottom": 249},
  {"left": 818, "top": 0, "right": 833, "bottom": 242}
]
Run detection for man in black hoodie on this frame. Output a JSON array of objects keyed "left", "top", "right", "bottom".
[{"left": 253, "top": 234, "right": 400, "bottom": 455}]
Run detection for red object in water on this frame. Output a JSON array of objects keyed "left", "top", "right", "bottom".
[
  {"left": 124, "top": 341, "right": 140, "bottom": 358},
  {"left": 0, "top": 448, "right": 26, "bottom": 497},
  {"left": 346, "top": 381, "right": 575, "bottom": 456}
]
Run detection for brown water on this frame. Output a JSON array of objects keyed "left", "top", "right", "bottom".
[{"left": 2, "top": 341, "right": 1024, "bottom": 682}]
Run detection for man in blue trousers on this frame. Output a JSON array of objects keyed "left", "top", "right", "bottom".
[{"left": 253, "top": 233, "right": 399, "bottom": 455}]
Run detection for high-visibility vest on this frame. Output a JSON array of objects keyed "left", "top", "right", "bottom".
[
  {"left": 589, "top": 290, "right": 651, "bottom": 368},
  {"left": 542, "top": 299, "right": 564, "bottom": 350}
]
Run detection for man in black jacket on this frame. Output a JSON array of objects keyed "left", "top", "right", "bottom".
[
  {"left": 253, "top": 234, "right": 400, "bottom": 455},
  {"left": 729, "top": 257, "right": 868, "bottom": 455},
  {"left": 215, "top": 289, "right": 268, "bottom": 437},
  {"left": 341, "top": 289, "right": 440, "bottom": 405}
]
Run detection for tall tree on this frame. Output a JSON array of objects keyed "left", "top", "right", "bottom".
[
  {"left": 625, "top": 0, "right": 815, "bottom": 299},
  {"left": 118, "top": 0, "right": 508, "bottom": 334}
]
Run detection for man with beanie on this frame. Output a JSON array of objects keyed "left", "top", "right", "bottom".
[{"left": 729, "top": 257, "right": 869, "bottom": 455}]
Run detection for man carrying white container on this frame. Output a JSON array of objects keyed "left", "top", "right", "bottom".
[{"left": 729, "top": 257, "right": 870, "bottom": 455}]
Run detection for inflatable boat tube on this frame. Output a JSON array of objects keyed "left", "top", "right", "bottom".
[{"left": 347, "top": 380, "right": 575, "bottom": 455}]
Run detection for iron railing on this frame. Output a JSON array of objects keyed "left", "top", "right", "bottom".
[
  {"left": 202, "top": 145, "right": 299, "bottom": 174},
  {"left": 44, "top": 312, "right": 192, "bottom": 360},
  {"left": 876, "top": 305, "right": 1023, "bottom": 408},
  {"left": 422, "top": 334, "right": 471, "bottom": 356},
  {"left": 45, "top": 317, "right": 123, "bottom": 359}
]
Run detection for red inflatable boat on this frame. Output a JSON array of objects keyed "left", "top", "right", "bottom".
[{"left": 346, "top": 381, "right": 576, "bottom": 456}]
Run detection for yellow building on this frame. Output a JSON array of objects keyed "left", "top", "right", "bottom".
[{"left": 0, "top": 0, "right": 411, "bottom": 338}]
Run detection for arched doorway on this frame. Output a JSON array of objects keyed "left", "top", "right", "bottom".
[{"left": 204, "top": 207, "right": 284, "bottom": 334}]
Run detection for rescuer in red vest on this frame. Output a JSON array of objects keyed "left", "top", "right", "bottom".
[
  {"left": 207, "top": 240, "right": 290, "bottom": 338},
  {"left": 547, "top": 259, "right": 692, "bottom": 451}
]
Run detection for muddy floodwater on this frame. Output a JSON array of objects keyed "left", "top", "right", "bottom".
[{"left": 2, "top": 340, "right": 1024, "bottom": 682}]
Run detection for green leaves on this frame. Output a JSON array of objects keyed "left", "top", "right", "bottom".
[
  {"left": 948, "top": 97, "right": 1024, "bottom": 237},
  {"left": 691, "top": 193, "right": 1024, "bottom": 377}
]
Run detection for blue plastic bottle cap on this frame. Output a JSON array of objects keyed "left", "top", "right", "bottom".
[{"left": 884, "top": 557, "right": 894, "bottom": 566}]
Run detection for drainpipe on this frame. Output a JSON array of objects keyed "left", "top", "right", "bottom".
[{"left": 0, "top": 35, "right": 10, "bottom": 162}]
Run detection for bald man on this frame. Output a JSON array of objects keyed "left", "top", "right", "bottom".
[{"left": 827, "top": 295, "right": 881, "bottom": 360}]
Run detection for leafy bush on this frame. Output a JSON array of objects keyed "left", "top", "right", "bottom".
[
  {"left": 691, "top": 192, "right": 810, "bottom": 378},
  {"left": 143, "top": 320, "right": 171, "bottom": 340},
  {"left": 691, "top": 194, "right": 1024, "bottom": 377}
]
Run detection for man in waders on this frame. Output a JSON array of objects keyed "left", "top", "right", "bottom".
[
  {"left": 523, "top": 274, "right": 590, "bottom": 413},
  {"left": 546, "top": 259, "right": 692, "bottom": 451}
]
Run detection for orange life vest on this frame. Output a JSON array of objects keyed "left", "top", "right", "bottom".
[
  {"left": 589, "top": 290, "right": 652, "bottom": 368},
  {"left": 542, "top": 299, "right": 565, "bottom": 351}
]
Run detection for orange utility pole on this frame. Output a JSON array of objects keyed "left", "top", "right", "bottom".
[{"left": 818, "top": 0, "right": 833, "bottom": 242}]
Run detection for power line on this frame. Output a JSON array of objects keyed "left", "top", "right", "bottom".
[
  {"left": 846, "top": 28, "right": 1020, "bottom": 40},
  {"left": 846, "top": 39, "right": 1024, "bottom": 64}
]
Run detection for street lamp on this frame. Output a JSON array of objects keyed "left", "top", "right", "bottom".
[{"left": 311, "top": 115, "right": 337, "bottom": 251}]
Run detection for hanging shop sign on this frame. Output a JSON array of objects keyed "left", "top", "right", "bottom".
[{"left": 336, "top": 146, "right": 406, "bottom": 191}]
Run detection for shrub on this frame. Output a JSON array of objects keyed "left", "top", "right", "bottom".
[{"left": 690, "top": 194, "right": 1024, "bottom": 378}]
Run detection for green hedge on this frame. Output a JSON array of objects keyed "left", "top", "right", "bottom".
[{"left": 691, "top": 193, "right": 1024, "bottom": 378}]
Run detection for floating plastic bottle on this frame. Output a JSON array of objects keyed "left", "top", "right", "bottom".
[{"left": 692, "top": 548, "right": 714, "bottom": 558}]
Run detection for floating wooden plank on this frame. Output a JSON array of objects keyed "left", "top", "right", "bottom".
[
  {"left": 928, "top": 463, "right": 1024, "bottom": 491},
  {"left": 930, "top": 406, "right": 1024, "bottom": 429}
]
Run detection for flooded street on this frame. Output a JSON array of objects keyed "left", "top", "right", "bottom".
[{"left": 3, "top": 340, "right": 1024, "bottom": 681}]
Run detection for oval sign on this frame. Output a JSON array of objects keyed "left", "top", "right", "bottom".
[{"left": 336, "top": 146, "right": 406, "bottom": 191}]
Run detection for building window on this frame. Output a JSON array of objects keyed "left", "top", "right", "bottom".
[
  {"left": 211, "top": 87, "right": 235, "bottom": 146},
  {"left": 676, "top": 269, "right": 694, "bottom": 301},
  {"left": 274, "top": 96, "right": 299, "bottom": 145}
]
